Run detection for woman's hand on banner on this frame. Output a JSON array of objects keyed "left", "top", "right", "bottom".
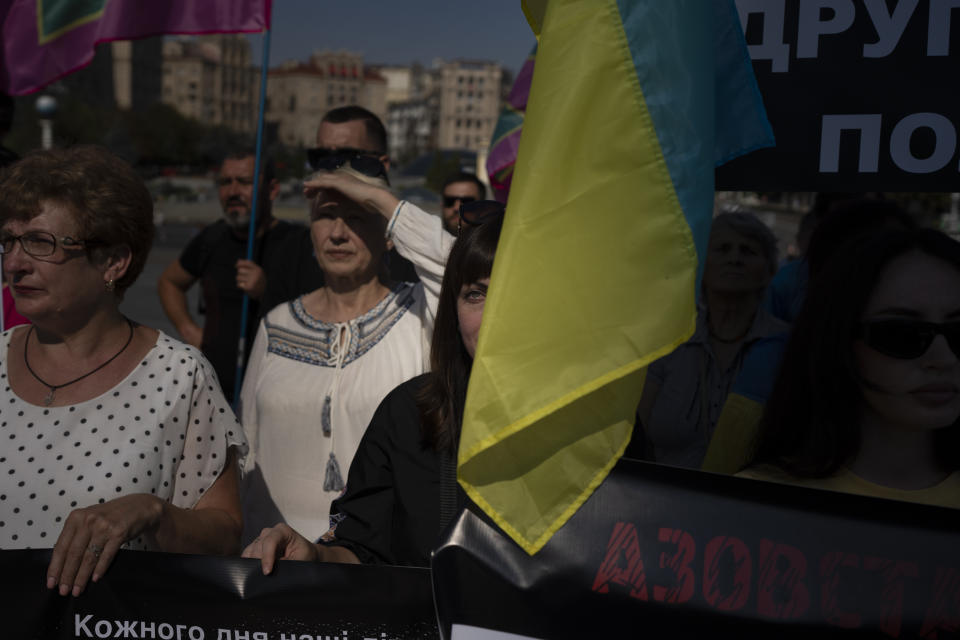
[
  {"left": 47, "top": 494, "right": 163, "bottom": 596},
  {"left": 242, "top": 523, "right": 319, "bottom": 574},
  {"left": 242, "top": 523, "right": 359, "bottom": 573}
]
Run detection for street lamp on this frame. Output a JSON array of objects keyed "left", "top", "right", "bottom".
[{"left": 35, "top": 94, "right": 57, "bottom": 150}]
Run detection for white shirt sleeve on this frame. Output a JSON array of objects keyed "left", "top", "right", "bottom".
[
  {"left": 171, "top": 347, "right": 247, "bottom": 509},
  {"left": 386, "top": 200, "right": 454, "bottom": 332},
  {"left": 239, "top": 318, "right": 269, "bottom": 476}
]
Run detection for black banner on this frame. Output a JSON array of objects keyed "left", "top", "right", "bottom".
[
  {"left": 1, "top": 549, "right": 437, "bottom": 640},
  {"left": 433, "top": 459, "right": 960, "bottom": 639},
  {"left": 7, "top": 461, "right": 960, "bottom": 639},
  {"left": 717, "top": 0, "right": 960, "bottom": 192}
]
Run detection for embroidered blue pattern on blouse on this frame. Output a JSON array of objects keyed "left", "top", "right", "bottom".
[{"left": 265, "top": 284, "right": 416, "bottom": 367}]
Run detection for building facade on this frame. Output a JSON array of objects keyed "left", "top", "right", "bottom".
[
  {"left": 264, "top": 50, "right": 387, "bottom": 148},
  {"left": 436, "top": 60, "right": 502, "bottom": 153},
  {"left": 161, "top": 35, "right": 256, "bottom": 134},
  {"left": 61, "top": 38, "right": 163, "bottom": 111},
  {"left": 386, "top": 96, "right": 438, "bottom": 165},
  {"left": 383, "top": 59, "right": 502, "bottom": 162},
  {"left": 112, "top": 40, "right": 163, "bottom": 111}
]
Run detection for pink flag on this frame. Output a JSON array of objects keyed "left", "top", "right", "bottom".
[
  {"left": 485, "top": 46, "right": 534, "bottom": 203},
  {"left": 1, "top": 0, "right": 271, "bottom": 95}
]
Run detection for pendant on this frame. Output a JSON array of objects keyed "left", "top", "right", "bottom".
[{"left": 44, "top": 387, "right": 55, "bottom": 406}]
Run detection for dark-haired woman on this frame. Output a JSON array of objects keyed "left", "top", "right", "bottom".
[
  {"left": 740, "top": 228, "right": 960, "bottom": 508},
  {"left": 242, "top": 201, "right": 504, "bottom": 569}
]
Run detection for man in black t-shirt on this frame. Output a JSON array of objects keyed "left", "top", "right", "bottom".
[{"left": 157, "top": 150, "right": 323, "bottom": 402}]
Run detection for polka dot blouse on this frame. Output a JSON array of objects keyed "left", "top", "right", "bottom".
[{"left": 0, "top": 331, "right": 248, "bottom": 549}]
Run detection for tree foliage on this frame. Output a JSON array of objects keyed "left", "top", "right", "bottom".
[{"left": 5, "top": 95, "right": 251, "bottom": 174}]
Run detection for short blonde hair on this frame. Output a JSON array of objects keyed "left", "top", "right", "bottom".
[{"left": 711, "top": 211, "right": 778, "bottom": 275}]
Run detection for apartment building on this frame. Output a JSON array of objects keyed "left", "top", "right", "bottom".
[
  {"left": 264, "top": 50, "right": 386, "bottom": 148},
  {"left": 161, "top": 35, "right": 256, "bottom": 134}
]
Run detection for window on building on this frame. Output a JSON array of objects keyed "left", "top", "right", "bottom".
[{"left": 289, "top": 95, "right": 296, "bottom": 111}]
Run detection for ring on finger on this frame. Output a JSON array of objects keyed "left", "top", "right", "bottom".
[{"left": 88, "top": 543, "right": 103, "bottom": 558}]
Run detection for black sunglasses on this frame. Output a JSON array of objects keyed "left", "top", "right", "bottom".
[
  {"left": 859, "top": 319, "right": 960, "bottom": 359},
  {"left": 458, "top": 200, "right": 505, "bottom": 236},
  {"left": 306, "top": 147, "right": 387, "bottom": 180},
  {"left": 443, "top": 195, "right": 478, "bottom": 208}
]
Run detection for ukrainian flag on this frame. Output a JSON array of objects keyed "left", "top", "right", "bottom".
[
  {"left": 702, "top": 334, "right": 789, "bottom": 474},
  {"left": 458, "top": 0, "right": 774, "bottom": 554}
]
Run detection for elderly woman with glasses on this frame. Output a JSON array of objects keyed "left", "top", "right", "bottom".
[
  {"left": 739, "top": 227, "right": 960, "bottom": 508},
  {"left": 634, "top": 211, "right": 788, "bottom": 469},
  {"left": 239, "top": 162, "right": 462, "bottom": 545},
  {"left": 0, "top": 146, "right": 246, "bottom": 596}
]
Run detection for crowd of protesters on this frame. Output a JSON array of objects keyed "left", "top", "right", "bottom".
[{"left": 0, "top": 105, "right": 957, "bottom": 596}]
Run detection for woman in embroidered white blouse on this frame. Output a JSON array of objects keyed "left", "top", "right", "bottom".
[{"left": 239, "top": 161, "right": 454, "bottom": 545}]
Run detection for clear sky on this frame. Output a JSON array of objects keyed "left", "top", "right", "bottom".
[{"left": 248, "top": 0, "right": 536, "bottom": 75}]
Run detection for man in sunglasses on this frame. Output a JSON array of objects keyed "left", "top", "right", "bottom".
[
  {"left": 440, "top": 171, "right": 486, "bottom": 236},
  {"left": 158, "top": 149, "right": 323, "bottom": 402},
  {"left": 313, "top": 105, "right": 390, "bottom": 172},
  {"left": 309, "top": 105, "right": 418, "bottom": 282}
]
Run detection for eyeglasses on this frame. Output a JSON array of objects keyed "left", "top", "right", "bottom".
[
  {"left": 458, "top": 200, "right": 505, "bottom": 236},
  {"left": 306, "top": 147, "right": 387, "bottom": 177},
  {"left": 859, "top": 319, "right": 960, "bottom": 359},
  {"left": 443, "top": 195, "right": 478, "bottom": 208},
  {"left": 0, "top": 231, "right": 96, "bottom": 258}
]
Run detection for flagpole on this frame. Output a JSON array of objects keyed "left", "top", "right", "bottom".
[{"left": 233, "top": 15, "right": 273, "bottom": 408}]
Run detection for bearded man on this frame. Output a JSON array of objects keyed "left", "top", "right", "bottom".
[{"left": 158, "top": 149, "right": 322, "bottom": 402}]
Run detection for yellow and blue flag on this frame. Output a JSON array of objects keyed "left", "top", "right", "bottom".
[
  {"left": 458, "top": 0, "right": 774, "bottom": 554},
  {"left": 702, "top": 334, "right": 789, "bottom": 474}
]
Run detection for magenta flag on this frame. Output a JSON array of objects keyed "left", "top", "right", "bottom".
[
  {"left": 1, "top": 0, "right": 271, "bottom": 95},
  {"left": 484, "top": 45, "right": 534, "bottom": 203}
]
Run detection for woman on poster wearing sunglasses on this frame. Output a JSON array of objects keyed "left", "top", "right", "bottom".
[
  {"left": 740, "top": 228, "right": 960, "bottom": 508},
  {"left": 239, "top": 160, "right": 471, "bottom": 545},
  {"left": 243, "top": 202, "right": 503, "bottom": 568}
]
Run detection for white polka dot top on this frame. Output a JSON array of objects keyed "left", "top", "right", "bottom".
[{"left": 0, "top": 330, "right": 248, "bottom": 549}]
